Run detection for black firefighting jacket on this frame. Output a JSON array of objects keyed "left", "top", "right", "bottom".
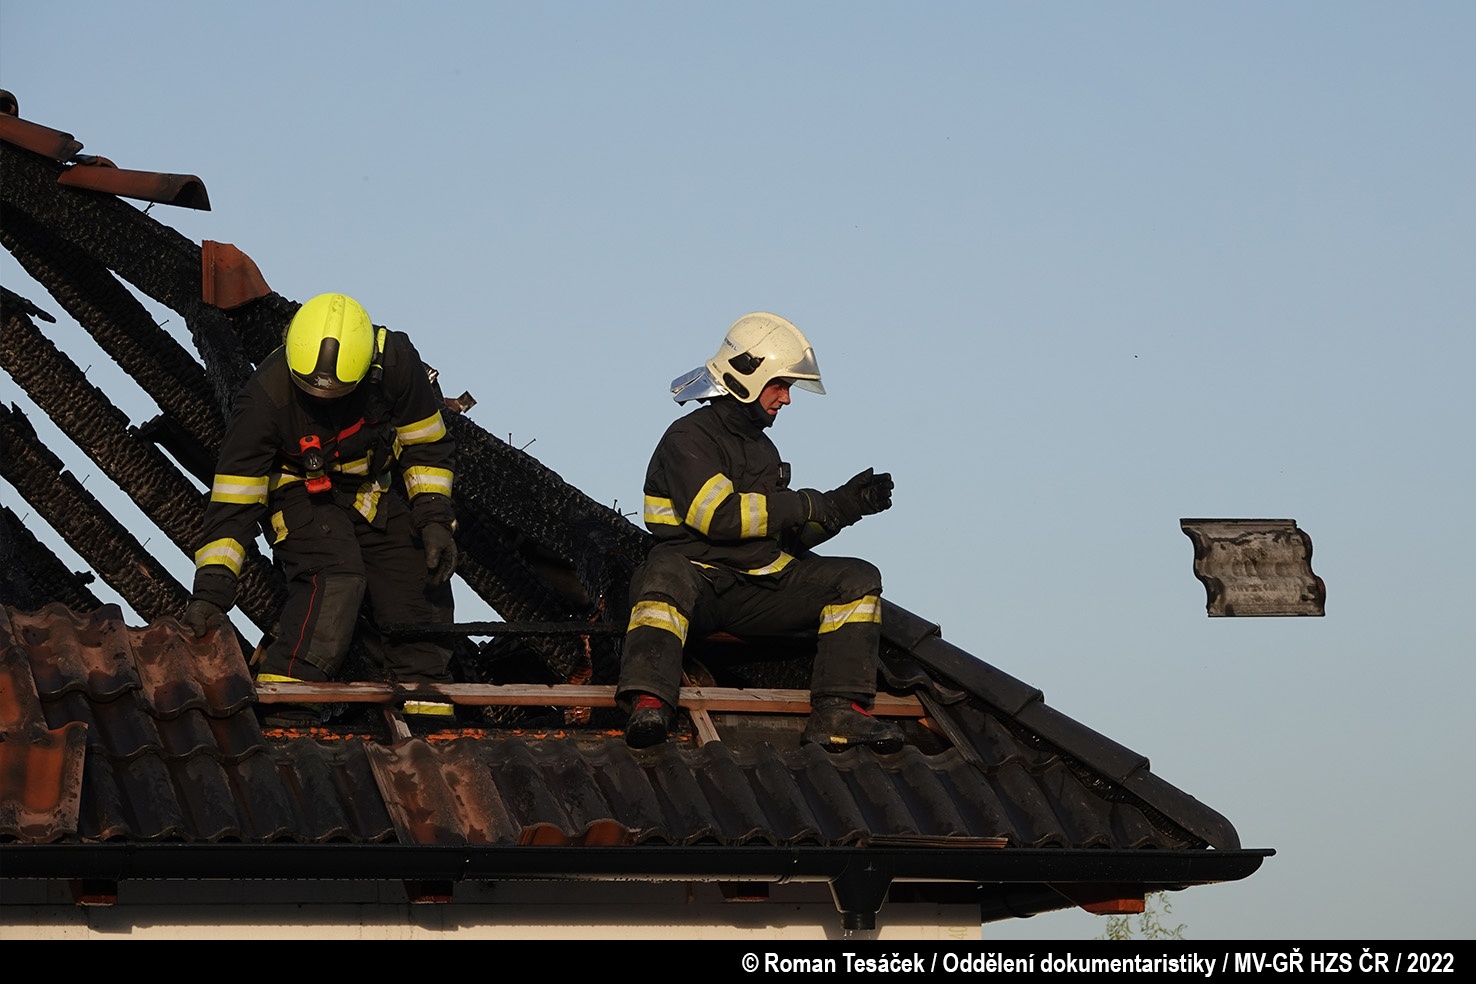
[
  {"left": 192, "top": 331, "right": 455, "bottom": 601},
  {"left": 641, "top": 396, "right": 830, "bottom": 575}
]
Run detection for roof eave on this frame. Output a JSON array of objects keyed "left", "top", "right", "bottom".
[
  {"left": 1, "top": 842, "right": 1270, "bottom": 929},
  {"left": 2, "top": 842, "right": 1269, "bottom": 885}
]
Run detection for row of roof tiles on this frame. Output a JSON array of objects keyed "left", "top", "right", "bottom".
[{"left": 2, "top": 603, "right": 1211, "bottom": 854}]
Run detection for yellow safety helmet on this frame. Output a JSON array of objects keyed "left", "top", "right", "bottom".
[
  {"left": 701, "top": 312, "right": 824, "bottom": 404},
  {"left": 284, "top": 293, "right": 376, "bottom": 398}
]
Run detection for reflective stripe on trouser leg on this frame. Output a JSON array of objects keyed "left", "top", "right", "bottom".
[
  {"left": 817, "top": 594, "right": 881, "bottom": 635},
  {"left": 617, "top": 622, "right": 689, "bottom": 710},
  {"left": 811, "top": 591, "right": 883, "bottom": 699},
  {"left": 627, "top": 600, "right": 690, "bottom": 642},
  {"left": 617, "top": 551, "right": 709, "bottom": 710}
]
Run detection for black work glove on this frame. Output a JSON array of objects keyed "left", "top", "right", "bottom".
[
  {"left": 799, "top": 488, "right": 845, "bottom": 533},
  {"left": 824, "top": 468, "right": 894, "bottom": 528},
  {"left": 422, "top": 522, "right": 458, "bottom": 585},
  {"left": 182, "top": 599, "right": 226, "bottom": 638}
]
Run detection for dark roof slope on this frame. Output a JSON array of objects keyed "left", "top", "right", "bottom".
[
  {"left": 2, "top": 602, "right": 1265, "bottom": 928},
  {"left": 2, "top": 602, "right": 1220, "bottom": 851}
]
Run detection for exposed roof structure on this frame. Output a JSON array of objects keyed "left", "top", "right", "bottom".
[{"left": 0, "top": 93, "right": 1268, "bottom": 932}]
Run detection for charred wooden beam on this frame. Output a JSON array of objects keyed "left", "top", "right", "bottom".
[
  {"left": 0, "top": 205, "right": 224, "bottom": 452},
  {"left": 1, "top": 405, "right": 184, "bottom": 620},
  {"left": 2, "top": 142, "right": 201, "bottom": 317},
  {"left": 0, "top": 294, "right": 283, "bottom": 629},
  {"left": 447, "top": 414, "right": 645, "bottom": 611},
  {"left": 0, "top": 504, "right": 103, "bottom": 613},
  {"left": 1, "top": 140, "right": 265, "bottom": 416}
]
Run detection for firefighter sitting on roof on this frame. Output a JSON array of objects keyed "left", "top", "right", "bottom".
[
  {"left": 182, "top": 293, "right": 458, "bottom": 722},
  {"left": 617, "top": 312, "right": 902, "bottom": 752}
]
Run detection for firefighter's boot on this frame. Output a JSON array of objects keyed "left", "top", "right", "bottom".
[
  {"left": 802, "top": 696, "right": 904, "bottom": 754},
  {"left": 625, "top": 694, "right": 674, "bottom": 749}
]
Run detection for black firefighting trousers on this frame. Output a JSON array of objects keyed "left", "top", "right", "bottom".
[
  {"left": 616, "top": 547, "right": 883, "bottom": 710},
  {"left": 259, "top": 492, "right": 453, "bottom": 683}
]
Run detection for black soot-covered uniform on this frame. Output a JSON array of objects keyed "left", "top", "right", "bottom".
[
  {"left": 617, "top": 396, "right": 882, "bottom": 709},
  {"left": 192, "top": 331, "right": 456, "bottom": 683}
]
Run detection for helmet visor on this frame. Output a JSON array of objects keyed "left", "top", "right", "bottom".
[{"left": 782, "top": 346, "right": 824, "bottom": 395}]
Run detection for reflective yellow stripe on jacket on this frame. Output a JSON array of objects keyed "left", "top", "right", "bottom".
[
  {"left": 743, "top": 552, "right": 794, "bottom": 576},
  {"left": 351, "top": 476, "right": 390, "bottom": 523},
  {"left": 403, "top": 465, "right": 453, "bottom": 498},
  {"left": 396, "top": 411, "right": 447, "bottom": 446},
  {"left": 737, "top": 492, "right": 768, "bottom": 537},
  {"left": 644, "top": 495, "right": 680, "bottom": 527},
  {"left": 685, "top": 473, "right": 734, "bottom": 535},
  {"left": 209, "top": 473, "right": 268, "bottom": 506}
]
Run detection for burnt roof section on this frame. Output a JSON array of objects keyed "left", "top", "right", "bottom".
[
  {"left": 2, "top": 603, "right": 1247, "bottom": 860},
  {"left": 1, "top": 99, "right": 1264, "bottom": 923},
  {"left": 0, "top": 603, "right": 1269, "bottom": 929}
]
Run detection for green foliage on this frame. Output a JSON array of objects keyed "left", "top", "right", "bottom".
[{"left": 1098, "top": 892, "right": 1187, "bottom": 940}]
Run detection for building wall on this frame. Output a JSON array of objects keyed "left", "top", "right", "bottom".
[{"left": 0, "top": 880, "right": 981, "bottom": 940}]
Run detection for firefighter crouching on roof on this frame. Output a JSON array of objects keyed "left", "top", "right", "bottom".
[
  {"left": 617, "top": 312, "right": 902, "bottom": 752},
  {"left": 182, "top": 293, "right": 458, "bottom": 722}
]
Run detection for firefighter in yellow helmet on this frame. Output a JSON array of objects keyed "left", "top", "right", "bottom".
[
  {"left": 183, "top": 293, "right": 458, "bottom": 723},
  {"left": 618, "top": 313, "right": 902, "bottom": 752}
]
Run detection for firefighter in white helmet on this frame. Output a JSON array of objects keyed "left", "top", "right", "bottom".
[
  {"left": 618, "top": 312, "right": 902, "bottom": 751},
  {"left": 182, "top": 293, "right": 458, "bottom": 723}
]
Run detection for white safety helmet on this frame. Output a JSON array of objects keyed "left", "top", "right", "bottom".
[{"left": 670, "top": 312, "right": 825, "bottom": 404}]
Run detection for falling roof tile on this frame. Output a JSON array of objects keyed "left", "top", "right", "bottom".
[{"left": 1180, "top": 518, "right": 1326, "bottom": 617}]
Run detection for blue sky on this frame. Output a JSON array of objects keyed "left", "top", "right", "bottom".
[{"left": 3, "top": 1, "right": 1472, "bottom": 939}]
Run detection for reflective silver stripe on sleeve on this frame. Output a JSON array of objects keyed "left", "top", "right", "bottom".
[
  {"left": 396, "top": 411, "right": 447, "bottom": 446},
  {"left": 644, "top": 495, "right": 680, "bottom": 526},
  {"left": 194, "top": 538, "right": 245, "bottom": 576},
  {"left": 403, "top": 465, "right": 453, "bottom": 498},
  {"left": 738, "top": 492, "right": 768, "bottom": 538},
  {"left": 209, "top": 474, "right": 268, "bottom": 506}
]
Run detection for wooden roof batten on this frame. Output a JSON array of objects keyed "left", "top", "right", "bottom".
[{"left": 254, "top": 680, "right": 927, "bottom": 715}]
